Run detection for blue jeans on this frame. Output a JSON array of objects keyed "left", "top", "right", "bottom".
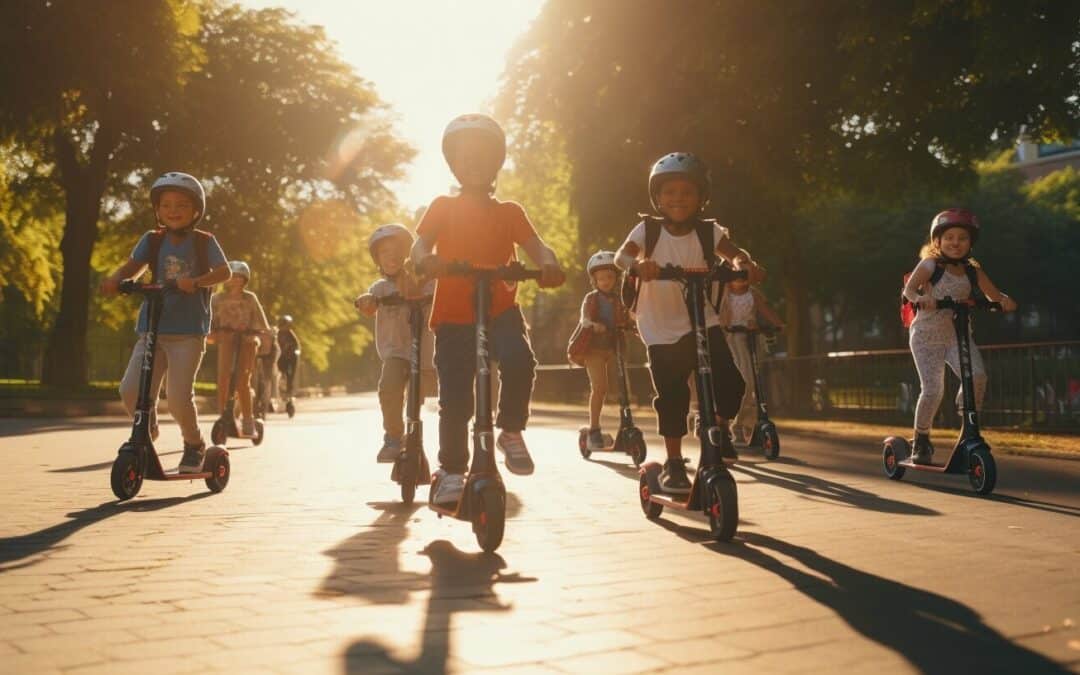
[{"left": 434, "top": 306, "right": 537, "bottom": 473}]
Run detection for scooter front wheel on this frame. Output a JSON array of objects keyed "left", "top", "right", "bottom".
[
  {"left": 286, "top": 400, "right": 296, "bottom": 418},
  {"left": 882, "top": 437, "right": 908, "bottom": 480},
  {"left": 968, "top": 446, "right": 996, "bottom": 495},
  {"left": 706, "top": 474, "right": 739, "bottom": 542},
  {"left": 761, "top": 424, "right": 780, "bottom": 460},
  {"left": 211, "top": 419, "right": 227, "bottom": 446},
  {"left": 251, "top": 419, "right": 265, "bottom": 446},
  {"left": 628, "top": 431, "right": 647, "bottom": 467},
  {"left": 110, "top": 452, "right": 143, "bottom": 501},
  {"left": 578, "top": 429, "right": 591, "bottom": 459},
  {"left": 204, "top": 447, "right": 230, "bottom": 493},
  {"left": 473, "top": 485, "right": 506, "bottom": 553}
]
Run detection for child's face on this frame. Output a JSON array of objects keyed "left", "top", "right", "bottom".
[
  {"left": 593, "top": 269, "right": 617, "bottom": 292},
  {"left": 937, "top": 227, "right": 972, "bottom": 259},
  {"left": 449, "top": 135, "right": 503, "bottom": 188},
  {"left": 656, "top": 178, "right": 701, "bottom": 223},
  {"left": 376, "top": 237, "right": 406, "bottom": 275},
  {"left": 226, "top": 275, "right": 246, "bottom": 291},
  {"left": 156, "top": 190, "right": 199, "bottom": 230},
  {"left": 728, "top": 278, "right": 750, "bottom": 294}
]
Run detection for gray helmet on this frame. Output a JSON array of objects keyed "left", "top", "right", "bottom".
[
  {"left": 368, "top": 223, "right": 414, "bottom": 265},
  {"left": 586, "top": 250, "right": 618, "bottom": 276},
  {"left": 228, "top": 260, "right": 251, "bottom": 281},
  {"left": 441, "top": 113, "right": 507, "bottom": 185},
  {"left": 150, "top": 172, "right": 206, "bottom": 225},
  {"left": 648, "top": 152, "right": 710, "bottom": 212}
]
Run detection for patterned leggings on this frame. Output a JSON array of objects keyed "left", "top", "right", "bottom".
[{"left": 910, "top": 324, "right": 987, "bottom": 435}]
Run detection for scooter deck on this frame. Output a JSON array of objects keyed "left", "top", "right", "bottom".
[
  {"left": 647, "top": 492, "right": 694, "bottom": 510},
  {"left": 897, "top": 459, "right": 950, "bottom": 473},
  {"left": 158, "top": 469, "right": 214, "bottom": 481}
]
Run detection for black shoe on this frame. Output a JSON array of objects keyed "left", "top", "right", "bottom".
[
  {"left": 660, "top": 458, "right": 692, "bottom": 495},
  {"left": 911, "top": 433, "right": 935, "bottom": 465},
  {"left": 178, "top": 442, "right": 206, "bottom": 474}
]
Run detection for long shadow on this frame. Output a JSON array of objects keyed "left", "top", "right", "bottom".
[
  {"left": 731, "top": 461, "right": 941, "bottom": 516},
  {"left": 905, "top": 481, "right": 1080, "bottom": 518},
  {"left": 318, "top": 495, "right": 533, "bottom": 675},
  {"left": 0, "top": 418, "right": 133, "bottom": 439},
  {"left": 0, "top": 492, "right": 213, "bottom": 571},
  {"left": 49, "top": 450, "right": 181, "bottom": 474},
  {"left": 343, "top": 541, "right": 536, "bottom": 675},
  {"left": 709, "top": 532, "right": 1070, "bottom": 674}
]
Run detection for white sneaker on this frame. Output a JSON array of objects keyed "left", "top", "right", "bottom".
[
  {"left": 496, "top": 431, "right": 535, "bottom": 475},
  {"left": 431, "top": 470, "right": 465, "bottom": 506}
]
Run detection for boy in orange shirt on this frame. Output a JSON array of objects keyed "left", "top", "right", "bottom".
[{"left": 411, "top": 113, "right": 565, "bottom": 505}]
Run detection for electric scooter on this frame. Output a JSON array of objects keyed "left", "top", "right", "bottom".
[
  {"left": 375, "top": 292, "right": 434, "bottom": 505},
  {"left": 882, "top": 296, "right": 1003, "bottom": 495},
  {"left": 279, "top": 354, "right": 298, "bottom": 418},
  {"left": 110, "top": 281, "right": 230, "bottom": 500},
  {"left": 427, "top": 261, "right": 542, "bottom": 553},
  {"left": 578, "top": 321, "right": 647, "bottom": 466},
  {"left": 637, "top": 264, "right": 745, "bottom": 542},
  {"left": 211, "top": 330, "right": 266, "bottom": 446},
  {"left": 724, "top": 325, "right": 781, "bottom": 460}
]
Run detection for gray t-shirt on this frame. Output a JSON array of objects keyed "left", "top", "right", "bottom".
[
  {"left": 369, "top": 277, "right": 436, "bottom": 365},
  {"left": 131, "top": 231, "right": 227, "bottom": 335}
]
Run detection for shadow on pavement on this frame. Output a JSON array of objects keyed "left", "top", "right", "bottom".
[
  {"left": 0, "top": 492, "right": 213, "bottom": 571},
  {"left": 731, "top": 461, "right": 941, "bottom": 516},
  {"left": 49, "top": 450, "right": 181, "bottom": 474},
  {"left": 903, "top": 481, "right": 1080, "bottom": 519},
  {"left": 0, "top": 417, "right": 132, "bottom": 439},
  {"left": 318, "top": 496, "right": 535, "bottom": 675},
  {"left": 708, "top": 532, "right": 1070, "bottom": 674}
]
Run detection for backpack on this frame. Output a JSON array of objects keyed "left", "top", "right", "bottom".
[
  {"left": 900, "top": 259, "right": 981, "bottom": 328},
  {"left": 620, "top": 215, "right": 719, "bottom": 312},
  {"left": 145, "top": 227, "right": 212, "bottom": 302}
]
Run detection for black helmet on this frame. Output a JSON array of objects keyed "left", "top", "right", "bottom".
[{"left": 648, "top": 153, "right": 710, "bottom": 212}]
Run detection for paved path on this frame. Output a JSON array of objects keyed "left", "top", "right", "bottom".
[{"left": 1, "top": 394, "right": 1078, "bottom": 674}]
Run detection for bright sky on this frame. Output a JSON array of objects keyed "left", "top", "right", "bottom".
[{"left": 241, "top": 0, "right": 545, "bottom": 210}]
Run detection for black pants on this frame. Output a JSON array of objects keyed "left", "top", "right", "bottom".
[
  {"left": 435, "top": 307, "right": 537, "bottom": 473},
  {"left": 647, "top": 325, "right": 745, "bottom": 438}
]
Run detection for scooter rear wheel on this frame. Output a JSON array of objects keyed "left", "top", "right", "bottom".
[
  {"left": 639, "top": 473, "right": 663, "bottom": 519},
  {"left": 110, "top": 452, "right": 143, "bottom": 501},
  {"left": 204, "top": 448, "right": 230, "bottom": 493},
  {"left": 628, "top": 432, "right": 647, "bottom": 467},
  {"left": 968, "top": 446, "right": 996, "bottom": 495},
  {"left": 286, "top": 400, "right": 296, "bottom": 418},
  {"left": 474, "top": 485, "right": 506, "bottom": 553},
  {"left": 211, "top": 419, "right": 227, "bottom": 446},
  {"left": 707, "top": 474, "right": 739, "bottom": 542},
  {"left": 251, "top": 419, "right": 265, "bottom": 446},
  {"left": 578, "top": 429, "right": 591, "bottom": 459}
]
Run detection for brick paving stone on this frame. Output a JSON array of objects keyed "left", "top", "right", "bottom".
[{"left": 552, "top": 647, "right": 671, "bottom": 673}]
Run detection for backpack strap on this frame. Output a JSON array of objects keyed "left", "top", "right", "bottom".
[
  {"left": 696, "top": 218, "right": 717, "bottom": 268},
  {"left": 928, "top": 261, "right": 946, "bottom": 286},
  {"left": 643, "top": 216, "right": 662, "bottom": 258}
]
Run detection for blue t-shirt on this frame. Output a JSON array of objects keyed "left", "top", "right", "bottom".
[{"left": 131, "top": 231, "right": 227, "bottom": 335}]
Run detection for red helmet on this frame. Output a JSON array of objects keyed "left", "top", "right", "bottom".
[{"left": 930, "top": 208, "right": 979, "bottom": 245}]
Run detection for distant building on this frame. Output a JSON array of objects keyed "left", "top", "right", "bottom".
[{"left": 1014, "top": 130, "right": 1080, "bottom": 181}]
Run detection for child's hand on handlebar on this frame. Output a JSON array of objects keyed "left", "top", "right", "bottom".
[
  {"left": 539, "top": 264, "right": 565, "bottom": 288},
  {"left": 635, "top": 259, "right": 660, "bottom": 281},
  {"left": 354, "top": 294, "right": 376, "bottom": 316},
  {"left": 918, "top": 296, "right": 937, "bottom": 311},
  {"left": 176, "top": 277, "right": 198, "bottom": 294},
  {"left": 99, "top": 278, "right": 121, "bottom": 296}
]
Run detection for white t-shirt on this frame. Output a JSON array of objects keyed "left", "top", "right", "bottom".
[{"left": 621, "top": 221, "right": 730, "bottom": 346}]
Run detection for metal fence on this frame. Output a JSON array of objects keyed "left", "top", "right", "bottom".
[{"left": 759, "top": 341, "right": 1080, "bottom": 431}]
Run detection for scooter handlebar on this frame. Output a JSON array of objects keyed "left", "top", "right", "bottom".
[
  {"left": 937, "top": 296, "right": 1003, "bottom": 312},
  {"left": 724, "top": 325, "right": 781, "bottom": 336},
  {"left": 443, "top": 260, "right": 543, "bottom": 282},
  {"left": 374, "top": 293, "right": 434, "bottom": 307},
  {"left": 630, "top": 263, "right": 748, "bottom": 283},
  {"left": 118, "top": 279, "right": 175, "bottom": 295}
]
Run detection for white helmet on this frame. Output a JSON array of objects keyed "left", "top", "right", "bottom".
[
  {"left": 648, "top": 152, "right": 710, "bottom": 212},
  {"left": 441, "top": 114, "right": 507, "bottom": 184},
  {"left": 587, "top": 250, "right": 618, "bottom": 276},
  {"left": 151, "top": 172, "right": 206, "bottom": 225},
  {"left": 228, "top": 260, "right": 251, "bottom": 281},
  {"left": 368, "top": 223, "right": 414, "bottom": 265}
]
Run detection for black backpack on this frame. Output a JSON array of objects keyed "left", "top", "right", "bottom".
[
  {"left": 620, "top": 215, "right": 720, "bottom": 312},
  {"left": 145, "top": 227, "right": 212, "bottom": 302}
]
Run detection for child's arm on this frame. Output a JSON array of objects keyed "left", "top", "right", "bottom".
[
  {"left": 99, "top": 258, "right": 148, "bottom": 295},
  {"left": 615, "top": 224, "right": 659, "bottom": 280},
  {"left": 752, "top": 288, "right": 786, "bottom": 328},
  {"left": 578, "top": 293, "right": 605, "bottom": 332},
  {"left": 715, "top": 238, "right": 765, "bottom": 283},
  {"left": 975, "top": 268, "right": 1018, "bottom": 312},
  {"left": 903, "top": 258, "right": 937, "bottom": 309},
  {"left": 520, "top": 235, "right": 565, "bottom": 288},
  {"left": 178, "top": 262, "right": 230, "bottom": 295}
]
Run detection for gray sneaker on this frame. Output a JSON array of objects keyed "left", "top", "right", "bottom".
[
  {"left": 377, "top": 435, "right": 402, "bottom": 463},
  {"left": 496, "top": 431, "right": 535, "bottom": 475},
  {"left": 430, "top": 470, "right": 465, "bottom": 506},
  {"left": 241, "top": 417, "right": 255, "bottom": 437},
  {"left": 178, "top": 442, "right": 206, "bottom": 474}
]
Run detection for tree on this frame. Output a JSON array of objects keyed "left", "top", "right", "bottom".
[
  {"left": 498, "top": 0, "right": 1080, "bottom": 355},
  {"left": 0, "top": 0, "right": 202, "bottom": 388}
]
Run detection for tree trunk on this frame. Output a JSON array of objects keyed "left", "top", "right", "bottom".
[
  {"left": 780, "top": 245, "right": 811, "bottom": 358},
  {"left": 41, "top": 127, "right": 114, "bottom": 389}
]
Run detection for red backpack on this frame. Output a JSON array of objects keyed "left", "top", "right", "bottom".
[{"left": 901, "top": 259, "right": 980, "bottom": 328}]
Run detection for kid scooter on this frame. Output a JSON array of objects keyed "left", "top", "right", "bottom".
[
  {"left": 882, "top": 296, "right": 1003, "bottom": 495},
  {"left": 211, "top": 330, "right": 266, "bottom": 446},
  {"left": 374, "top": 292, "right": 434, "bottom": 505},
  {"left": 637, "top": 264, "right": 745, "bottom": 542},
  {"left": 724, "top": 325, "right": 781, "bottom": 460},
  {"left": 427, "top": 261, "right": 542, "bottom": 553},
  {"left": 578, "top": 321, "right": 647, "bottom": 466},
  {"left": 110, "top": 281, "right": 230, "bottom": 500}
]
